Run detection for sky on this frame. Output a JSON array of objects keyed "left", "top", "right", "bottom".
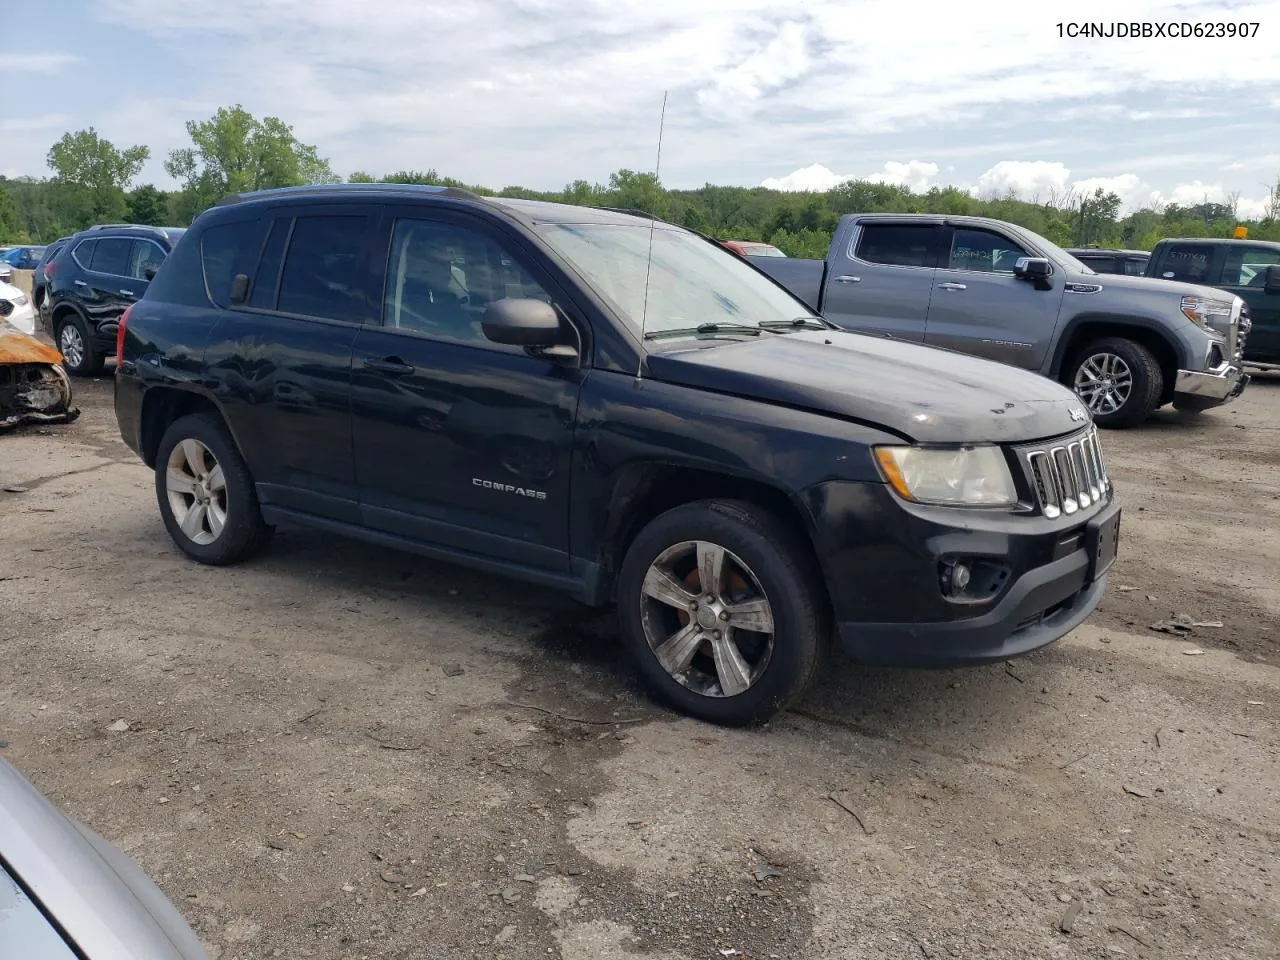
[{"left": 3, "top": 0, "right": 1279, "bottom": 216}]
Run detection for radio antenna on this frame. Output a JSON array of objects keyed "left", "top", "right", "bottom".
[{"left": 636, "top": 90, "right": 668, "bottom": 380}]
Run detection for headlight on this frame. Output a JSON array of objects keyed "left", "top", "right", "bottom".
[
  {"left": 13, "top": 295, "right": 28, "bottom": 306},
  {"left": 873, "top": 445, "right": 1017, "bottom": 507},
  {"left": 1180, "top": 295, "right": 1232, "bottom": 335}
]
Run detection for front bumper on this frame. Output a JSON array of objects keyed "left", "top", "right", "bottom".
[
  {"left": 805, "top": 479, "right": 1118, "bottom": 669},
  {"left": 1174, "top": 364, "right": 1249, "bottom": 404}
]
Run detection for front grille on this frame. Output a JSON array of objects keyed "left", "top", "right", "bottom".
[{"left": 1021, "top": 427, "right": 1109, "bottom": 519}]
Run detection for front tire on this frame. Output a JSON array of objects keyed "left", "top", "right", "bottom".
[
  {"left": 55, "top": 313, "right": 104, "bottom": 377},
  {"left": 616, "top": 499, "right": 828, "bottom": 727},
  {"left": 154, "top": 413, "right": 274, "bottom": 565},
  {"left": 1067, "top": 337, "right": 1162, "bottom": 429}
]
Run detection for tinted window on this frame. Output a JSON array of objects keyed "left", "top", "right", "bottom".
[
  {"left": 201, "top": 219, "right": 263, "bottom": 307},
  {"left": 1075, "top": 255, "right": 1116, "bottom": 274},
  {"left": 276, "top": 215, "right": 369, "bottom": 322},
  {"left": 384, "top": 218, "right": 553, "bottom": 348},
  {"left": 128, "top": 239, "right": 167, "bottom": 281},
  {"left": 71, "top": 238, "right": 97, "bottom": 269},
  {"left": 143, "top": 232, "right": 209, "bottom": 307},
  {"left": 1157, "top": 244, "right": 1212, "bottom": 284},
  {"left": 89, "top": 237, "right": 132, "bottom": 275},
  {"left": 855, "top": 224, "right": 940, "bottom": 268},
  {"left": 949, "top": 228, "right": 1031, "bottom": 273},
  {"left": 1123, "top": 258, "right": 1148, "bottom": 276},
  {"left": 250, "top": 218, "right": 290, "bottom": 309},
  {"left": 1218, "top": 245, "right": 1280, "bottom": 287}
]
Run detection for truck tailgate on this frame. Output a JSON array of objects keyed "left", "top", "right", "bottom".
[{"left": 751, "top": 257, "right": 826, "bottom": 312}]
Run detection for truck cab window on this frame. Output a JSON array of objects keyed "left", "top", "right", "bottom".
[
  {"left": 1159, "top": 245, "right": 1212, "bottom": 284},
  {"left": 854, "top": 224, "right": 940, "bottom": 268},
  {"left": 949, "top": 228, "right": 1030, "bottom": 274},
  {"left": 1218, "top": 246, "right": 1280, "bottom": 287}
]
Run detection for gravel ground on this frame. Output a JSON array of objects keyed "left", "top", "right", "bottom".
[{"left": 1, "top": 372, "right": 1277, "bottom": 960}]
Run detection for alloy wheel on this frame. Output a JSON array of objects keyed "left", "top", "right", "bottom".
[
  {"left": 165, "top": 439, "right": 228, "bottom": 545},
  {"left": 1073, "top": 352, "right": 1134, "bottom": 416},
  {"left": 58, "top": 324, "right": 85, "bottom": 371}
]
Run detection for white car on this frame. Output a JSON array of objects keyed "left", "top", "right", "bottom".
[{"left": 0, "top": 280, "right": 36, "bottom": 337}]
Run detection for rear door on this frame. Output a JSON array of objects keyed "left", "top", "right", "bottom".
[
  {"left": 202, "top": 204, "right": 379, "bottom": 522},
  {"left": 819, "top": 221, "right": 942, "bottom": 341},
  {"left": 1216, "top": 244, "right": 1280, "bottom": 362},
  {"left": 924, "top": 224, "right": 1067, "bottom": 370},
  {"left": 82, "top": 236, "right": 136, "bottom": 331}
]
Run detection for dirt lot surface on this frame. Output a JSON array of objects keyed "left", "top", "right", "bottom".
[{"left": 2, "top": 373, "right": 1278, "bottom": 960}]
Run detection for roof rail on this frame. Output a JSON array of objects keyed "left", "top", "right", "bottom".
[
  {"left": 600, "top": 206, "right": 665, "bottom": 222},
  {"left": 214, "top": 182, "right": 486, "bottom": 207}
]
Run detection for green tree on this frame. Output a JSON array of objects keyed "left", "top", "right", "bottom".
[
  {"left": 0, "top": 185, "right": 26, "bottom": 241},
  {"left": 348, "top": 171, "right": 376, "bottom": 183},
  {"left": 46, "top": 127, "right": 150, "bottom": 224},
  {"left": 165, "top": 105, "right": 338, "bottom": 217},
  {"left": 606, "top": 169, "right": 669, "bottom": 217},
  {"left": 127, "top": 184, "right": 168, "bottom": 225}
]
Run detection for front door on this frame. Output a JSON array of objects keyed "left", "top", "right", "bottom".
[
  {"left": 821, "top": 221, "right": 942, "bottom": 342},
  {"left": 351, "top": 207, "right": 584, "bottom": 571},
  {"left": 924, "top": 225, "right": 1067, "bottom": 370},
  {"left": 1215, "top": 243, "right": 1280, "bottom": 363}
]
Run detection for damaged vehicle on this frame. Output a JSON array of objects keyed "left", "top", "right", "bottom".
[
  {"left": 0, "top": 319, "right": 80, "bottom": 431},
  {"left": 1, "top": 276, "right": 38, "bottom": 337}
]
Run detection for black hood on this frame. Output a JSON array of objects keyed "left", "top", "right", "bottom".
[{"left": 644, "top": 330, "right": 1090, "bottom": 443}]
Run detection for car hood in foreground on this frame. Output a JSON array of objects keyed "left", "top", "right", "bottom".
[{"left": 644, "top": 330, "right": 1090, "bottom": 444}]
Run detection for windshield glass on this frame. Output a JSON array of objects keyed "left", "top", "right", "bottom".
[
  {"left": 1016, "top": 227, "right": 1096, "bottom": 275},
  {"left": 535, "top": 222, "right": 820, "bottom": 338}
]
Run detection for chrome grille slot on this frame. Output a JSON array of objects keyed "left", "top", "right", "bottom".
[{"left": 1020, "top": 427, "right": 1110, "bottom": 517}]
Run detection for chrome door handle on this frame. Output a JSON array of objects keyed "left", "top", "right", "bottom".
[
  {"left": 938, "top": 282, "right": 967, "bottom": 291},
  {"left": 73, "top": 280, "right": 87, "bottom": 287},
  {"left": 833, "top": 275, "right": 861, "bottom": 283},
  {"left": 120, "top": 289, "right": 136, "bottom": 297}
]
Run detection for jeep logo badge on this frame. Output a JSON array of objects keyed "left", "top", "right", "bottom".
[{"left": 1069, "top": 407, "right": 1087, "bottom": 422}]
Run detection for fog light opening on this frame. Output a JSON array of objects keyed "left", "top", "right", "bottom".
[{"left": 939, "top": 557, "right": 1010, "bottom": 604}]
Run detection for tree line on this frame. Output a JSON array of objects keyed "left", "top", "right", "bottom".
[{"left": 3, "top": 104, "right": 1279, "bottom": 255}]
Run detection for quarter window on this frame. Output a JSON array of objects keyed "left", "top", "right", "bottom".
[
  {"left": 200, "top": 220, "right": 262, "bottom": 307},
  {"left": 383, "top": 218, "right": 554, "bottom": 348},
  {"left": 854, "top": 224, "right": 940, "bottom": 268},
  {"left": 71, "top": 239, "right": 97, "bottom": 269},
  {"left": 276, "top": 215, "right": 370, "bottom": 323},
  {"left": 948, "top": 228, "right": 1031, "bottom": 273},
  {"left": 1157, "top": 244, "right": 1212, "bottom": 284}
]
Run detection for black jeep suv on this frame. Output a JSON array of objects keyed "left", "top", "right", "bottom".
[
  {"left": 45, "top": 224, "right": 186, "bottom": 375},
  {"left": 114, "top": 184, "right": 1120, "bottom": 726}
]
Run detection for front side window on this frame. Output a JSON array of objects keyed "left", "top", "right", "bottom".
[
  {"left": 383, "top": 218, "right": 553, "bottom": 348},
  {"left": 1158, "top": 244, "right": 1213, "bottom": 284},
  {"left": 276, "top": 214, "right": 369, "bottom": 322},
  {"left": 855, "top": 224, "right": 940, "bottom": 268},
  {"left": 1218, "top": 245, "right": 1280, "bottom": 287},
  {"left": 949, "top": 228, "right": 1031, "bottom": 274},
  {"left": 128, "top": 239, "right": 167, "bottom": 281},
  {"left": 1123, "top": 258, "right": 1148, "bottom": 276}
]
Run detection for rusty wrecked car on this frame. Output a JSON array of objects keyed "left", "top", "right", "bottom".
[{"left": 0, "top": 319, "right": 80, "bottom": 431}]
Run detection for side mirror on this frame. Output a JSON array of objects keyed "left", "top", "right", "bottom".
[
  {"left": 1265, "top": 264, "right": 1280, "bottom": 295},
  {"left": 144, "top": 265, "right": 157, "bottom": 281},
  {"left": 1013, "top": 257, "right": 1052, "bottom": 281},
  {"left": 482, "top": 298, "right": 562, "bottom": 347}
]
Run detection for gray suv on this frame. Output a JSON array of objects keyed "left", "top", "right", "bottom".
[{"left": 754, "top": 214, "right": 1250, "bottom": 427}]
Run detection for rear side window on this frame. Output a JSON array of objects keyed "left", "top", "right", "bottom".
[
  {"left": 1123, "top": 258, "right": 1147, "bottom": 276},
  {"left": 200, "top": 219, "right": 264, "bottom": 307},
  {"left": 855, "top": 224, "right": 940, "bottom": 268},
  {"left": 90, "top": 237, "right": 133, "bottom": 276},
  {"left": 276, "top": 215, "right": 369, "bottom": 322},
  {"left": 1157, "top": 244, "right": 1212, "bottom": 284},
  {"left": 249, "top": 218, "right": 290, "bottom": 309},
  {"left": 144, "top": 231, "right": 212, "bottom": 307}
]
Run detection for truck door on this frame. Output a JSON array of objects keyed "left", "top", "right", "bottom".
[
  {"left": 819, "top": 221, "right": 941, "bottom": 342},
  {"left": 924, "top": 225, "right": 1067, "bottom": 371},
  {"left": 1215, "top": 244, "right": 1280, "bottom": 363}
]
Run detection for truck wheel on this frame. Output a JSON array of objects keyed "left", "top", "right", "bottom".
[
  {"left": 55, "top": 313, "right": 104, "bottom": 377},
  {"left": 154, "top": 413, "right": 274, "bottom": 566},
  {"left": 1067, "top": 337, "right": 1162, "bottom": 429},
  {"left": 616, "top": 499, "right": 828, "bottom": 727}
]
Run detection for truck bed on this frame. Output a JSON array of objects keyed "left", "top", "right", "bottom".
[{"left": 751, "top": 256, "right": 826, "bottom": 313}]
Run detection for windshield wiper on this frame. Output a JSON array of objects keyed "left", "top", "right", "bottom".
[
  {"left": 758, "top": 316, "right": 828, "bottom": 331},
  {"left": 643, "top": 322, "right": 766, "bottom": 341}
]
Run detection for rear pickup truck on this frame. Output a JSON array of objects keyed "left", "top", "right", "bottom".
[
  {"left": 1142, "top": 236, "right": 1280, "bottom": 370},
  {"left": 753, "top": 214, "right": 1251, "bottom": 427}
]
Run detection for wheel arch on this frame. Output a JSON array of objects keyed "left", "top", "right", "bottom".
[
  {"left": 138, "top": 387, "right": 233, "bottom": 469},
  {"left": 1050, "top": 313, "right": 1183, "bottom": 404}
]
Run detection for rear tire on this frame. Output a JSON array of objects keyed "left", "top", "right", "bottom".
[
  {"left": 154, "top": 413, "right": 274, "bottom": 566},
  {"left": 616, "top": 499, "right": 828, "bottom": 727},
  {"left": 1067, "top": 337, "right": 1162, "bottom": 429},
  {"left": 55, "top": 313, "right": 104, "bottom": 377}
]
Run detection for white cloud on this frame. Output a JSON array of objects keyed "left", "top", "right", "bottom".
[
  {"left": 0, "top": 53, "right": 79, "bottom": 75},
  {"left": 759, "top": 163, "right": 849, "bottom": 192},
  {"left": 863, "top": 160, "right": 938, "bottom": 191},
  {"left": 696, "top": 21, "right": 813, "bottom": 122},
  {"left": 1072, "top": 173, "right": 1162, "bottom": 210},
  {"left": 759, "top": 159, "right": 938, "bottom": 192},
  {"left": 973, "top": 161, "right": 1072, "bottom": 201}
]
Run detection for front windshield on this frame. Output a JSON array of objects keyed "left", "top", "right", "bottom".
[
  {"left": 1017, "top": 227, "right": 1096, "bottom": 276},
  {"left": 535, "top": 222, "right": 820, "bottom": 337}
]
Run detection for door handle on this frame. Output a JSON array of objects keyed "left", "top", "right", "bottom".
[
  {"left": 363, "top": 356, "right": 416, "bottom": 376},
  {"left": 833, "top": 275, "right": 861, "bottom": 283},
  {"left": 73, "top": 280, "right": 87, "bottom": 287},
  {"left": 120, "top": 289, "right": 136, "bottom": 297},
  {"left": 937, "top": 282, "right": 967, "bottom": 291}
]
